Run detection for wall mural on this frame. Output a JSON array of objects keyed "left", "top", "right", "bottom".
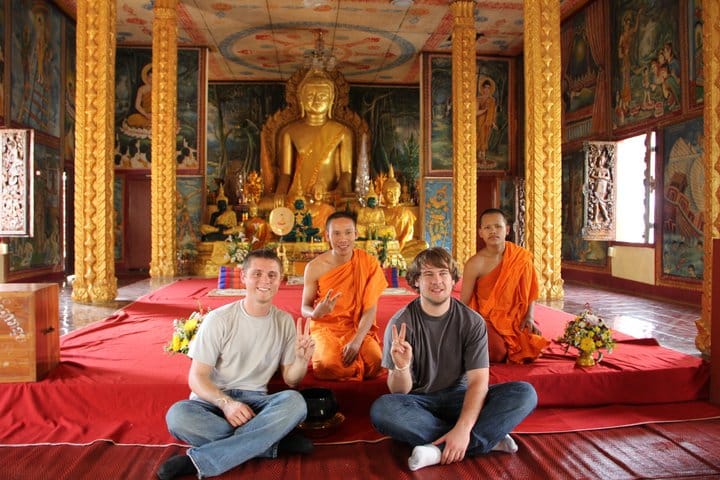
[
  {"left": 562, "top": 149, "right": 608, "bottom": 266},
  {"left": 113, "top": 177, "right": 123, "bottom": 261},
  {"left": 425, "top": 54, "right": 511, "bottom": 174},
  {"left": 10, "top": 0, "right": 62, "bottom": 138},
  {"left": 63, "top": 20, "right": 75, "bottom": 162},
  {"left": 562, "top": 7, "right": 597, "bottom": 119},
  {"left": 206, "top": 83, "right": 285, "bottom": 197},
  {"left": 423, "top": 178, "right": 452, "bottom": 252},
  {"left": 0, "top": 0, "right": 5, "bottom": 123},
  {"left": 115, "top": 47, "right": 201, "bottom": 172},
  {"left": 348, "top": 85, "right": 420, "bottom": 202},
  {"left": 612, "top": 0, "right": 680, "bottom": 131},
  {"left": 176, "top": 176, "right": 203, "bottom": 259},
  {"left": 688, "top": 0, "right": 703, "bottom": 107},
  {"left": 661, "top": 116, "right": 704, "bottom": 281},
  {"left": 9, "top": 141, "right": 61, "bottom": 271}
]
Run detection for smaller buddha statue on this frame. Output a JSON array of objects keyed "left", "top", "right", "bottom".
[
  {"left": 399, "top": 182, "right": 412, "bottom": 205},
  {"left": 307, "top": 183, "right": 336, "bottom": 237},
  {"left": 243, "top": 200, "right": 273, "bottom": 249},
  {"left": 285, "top": 197, "right": 319, "bottom": 242},
  {"left": 357, "top": 195, "right": 395, "bottom": 240},
  {"left": 381, "top": 166, "right": 427, "bottom": 259},
  {"left": 199, "top": 184, "right": 242, "bottom": 241}
]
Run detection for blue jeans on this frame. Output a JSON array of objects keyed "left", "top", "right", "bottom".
[
  {"left": 166, "top": 389, "right": 307, "bottom": 478},
  {"left": 370, "top": 381, "right": 537, "bottom": 456}
]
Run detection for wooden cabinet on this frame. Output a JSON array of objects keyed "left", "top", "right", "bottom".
[{"left": 0, "top": 284, "right": 59, "bottom": 383}]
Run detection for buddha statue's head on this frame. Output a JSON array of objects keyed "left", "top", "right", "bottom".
[
  {"left": 216, "top": 184, "right": 229, "bottom": 210},
  {"left": 293, "top": 197, "right": 306, "bottom": 211},
  {"left": 366, "top": 195, "right": 378, "bottom": 208},
  {"left": 298, "top": 68, "right": 335, "bottom": 119},
  {"left": 381, "top": 166, "right": 402, "bottom": 207}
]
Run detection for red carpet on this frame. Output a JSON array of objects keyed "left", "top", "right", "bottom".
[{"left": 0, "top": 278, "right": 716, "bottom": 447}]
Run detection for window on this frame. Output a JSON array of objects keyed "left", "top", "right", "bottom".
[{"left": 615, "top": 132, "right": 655, "bottom": 244}]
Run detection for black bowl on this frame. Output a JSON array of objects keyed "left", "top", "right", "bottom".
[{"left": 301, "top": 388, "right": 338, "bottom": 423}]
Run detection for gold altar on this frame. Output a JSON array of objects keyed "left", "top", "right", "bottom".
[{"left": 193, "top": 239, "right": 404, "bottom": 278}]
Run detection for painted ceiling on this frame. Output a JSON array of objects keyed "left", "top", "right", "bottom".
[{"left": 59, "top": 0, "right": 589, "bottom": 84}]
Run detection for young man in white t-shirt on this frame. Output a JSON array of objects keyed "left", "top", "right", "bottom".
[{"left": 158, "top": 249, "right": 315, "bottom": 479}]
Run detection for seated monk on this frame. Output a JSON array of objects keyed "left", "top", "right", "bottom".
[
  {"left": 243, "top": 200, "right": 273, "bottom": 249},
  {"left": 357, "top": 195, "right": 395, "bottom": 240},
  {"left": 274, "top": 68, "right": 353, "bottom": 205},
  {"left": 381, "top": 166, "right": 427, "bottom": 259},
  {"left": 199, "top": 185, "right": 242, "bottom": 241},
  {"left": 460, "top": 208, "right": 549, "bottom": 364},
  {"left": 307, "top": 183, "right": 335, "bottom": 238},
  {"left": 301, "top": 211, "right": 387, "bottom": 381}
]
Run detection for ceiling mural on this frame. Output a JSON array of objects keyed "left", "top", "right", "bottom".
[{"left": 56, "top": 0, "right": 589, "bottom": 84}]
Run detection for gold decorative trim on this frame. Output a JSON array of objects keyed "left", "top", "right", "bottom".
[
  {"left": 72, "top": 0, "right": 117, "bottom": 303},
  {"left": 450, "top": 0, "right": 477, "bottom": 265},
  {"left": 523, "top": 0, "right": 564, "bottom": 300},
  {"left": 150, "top": 0, "right": 179, "bottom": 278},
  {"left": 697, "top": 0, "right": 720, "bottom": 357}
]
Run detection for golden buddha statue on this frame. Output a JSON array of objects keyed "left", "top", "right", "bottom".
[
  {"left": 307, "top": 183, "right": 336, "bottom": 237},
  {"left": 259, "top": 65, "right": 371, "bottom": 210},
  {"left": 243, "top": 200, "right": 273, "bottom": 249},
  {"left": 199, "top": 184, "right": 242, "bottom": 241},
  {"left": 357, "top": 195, "right": 395, "bottom": 240},
  {"left": 278, "top": 68, "right": 353, "bottom": 202},
  {"left": 381, "top": 166, "right": 427, "bottom": 258}
]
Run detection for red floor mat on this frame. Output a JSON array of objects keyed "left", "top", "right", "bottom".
[{"left": 0, "top": 278, "right": 714, "bottom": 447}]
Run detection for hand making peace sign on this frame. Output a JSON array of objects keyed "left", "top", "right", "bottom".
[
  {"left": 390, "top": 323, "right": 412, "bottom": 371},
  {"left": 313, "top": 288, "right": 342, "bottom": 318},
  {"left": 295, "top": 317, "right": 315, "bottom": 362}
]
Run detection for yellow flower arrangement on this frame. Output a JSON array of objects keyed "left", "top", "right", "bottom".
[
  {"left": 165, "top": 306, "right": 209, "bottom": 355},
  {"left": 557, "top": 304, "right": 615, "bottom": 363}
]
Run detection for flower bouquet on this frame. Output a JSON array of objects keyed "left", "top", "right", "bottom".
[
  {"left": 557, "top": 304, "right": 615, "bottom": 366},
  {"left": 165, "top": 306, "right": 209, "bottom": 355},
  {"left": 225, "top": 233, "right": 249, "bottom": 265}
]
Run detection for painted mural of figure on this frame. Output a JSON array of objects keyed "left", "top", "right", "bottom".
[
  {"left": 476, "top": 78, "right": 497, "bottom": 166},
  {"left": 121, "top": 63, "right": 153, "bottom": 138},
  {"left": 617, "top": 8, "right": 642, "bottom": 113}
]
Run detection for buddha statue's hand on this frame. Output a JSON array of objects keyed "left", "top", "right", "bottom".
[{"left": 273, "top": 193, "right": 286, "bottom": 208}]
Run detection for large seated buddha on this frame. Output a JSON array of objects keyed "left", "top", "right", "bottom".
[{"left": 259, "top": 66, "right": 371, "bottom": 210}]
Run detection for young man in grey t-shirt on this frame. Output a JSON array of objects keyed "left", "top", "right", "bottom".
[{"left": 370, "top": 247, "right": 538, "bottom": 471}]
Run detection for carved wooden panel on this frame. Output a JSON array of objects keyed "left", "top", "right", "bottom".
[
  {"left": 582, "top": 141, "right": 616, "bottom": 241},
  {"left": 0, "top": 129, "right": 34, "bottom": 237}
]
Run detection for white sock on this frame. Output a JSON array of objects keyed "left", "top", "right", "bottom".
[
  {"left": 491, "top": 434, "right": 518, "bottom": 453},
  {"left": 408, "top": 444, "right": 442, "bottom": 471}
]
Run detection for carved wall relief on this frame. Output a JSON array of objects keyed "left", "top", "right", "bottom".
[{"left": 582, "top": 141, "right": 616, "bottom": 241}]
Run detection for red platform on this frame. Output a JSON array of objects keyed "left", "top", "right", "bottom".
[{"left": 0, "top": 278, "right": 715, "bottom": 447}]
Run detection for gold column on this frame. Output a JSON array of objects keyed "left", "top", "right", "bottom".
[
  {"left": 450, "top": 0, "right": 477, "bottom": 265},
  {"left": 149, "top": 0, "right": 178, "bottom": 278},
  {"left": 72, "top": 0, "right": 117, "bottom": 303},
  {"left": 523, "top": 0, "right": 564, "bottom": 300},
  {"left": 697, "top": 1, "right": 719, "bottom": 357}
]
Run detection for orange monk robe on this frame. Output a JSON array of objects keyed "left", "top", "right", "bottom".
[
  {"left": 311, "top": 249, "right": 388, "bottom": 381},
  {"left": 468, "top": 242, "right": 550, "bottom": 363}
]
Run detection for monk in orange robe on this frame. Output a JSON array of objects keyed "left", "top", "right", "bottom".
[
  {"left": 301, "top": 211, "right": 388, "bottom": 381},
  {"left": 460, "top": 208, "right": 549, "bottom": 363}
]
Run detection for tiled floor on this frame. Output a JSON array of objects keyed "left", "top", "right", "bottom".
[{"left": 58, "top": 276, "right": 703, "bottom": 357}]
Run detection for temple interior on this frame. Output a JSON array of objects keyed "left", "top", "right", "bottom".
[{"left": 1, "top": 0, "right": 720, "bottom": 477}]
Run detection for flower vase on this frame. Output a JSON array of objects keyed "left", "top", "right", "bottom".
[{"left": 576, "top": 348, "right": 596, "bottom": 367}]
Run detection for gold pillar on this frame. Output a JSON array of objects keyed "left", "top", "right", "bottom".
[
  {"left": 523, "top": 0, "right": 564, "bottom": 300},
  {"left": 72, "top": 0, "right": 117, "bottom": 303},
  {"left": 697, "top": 1, "right": 720, "bottom": 357},
  {"left": 450, "top": 0, "right": 477, "bottom": 265},
  {"left": 149, "top": 0, "right": 178, "bottom": 278}
]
